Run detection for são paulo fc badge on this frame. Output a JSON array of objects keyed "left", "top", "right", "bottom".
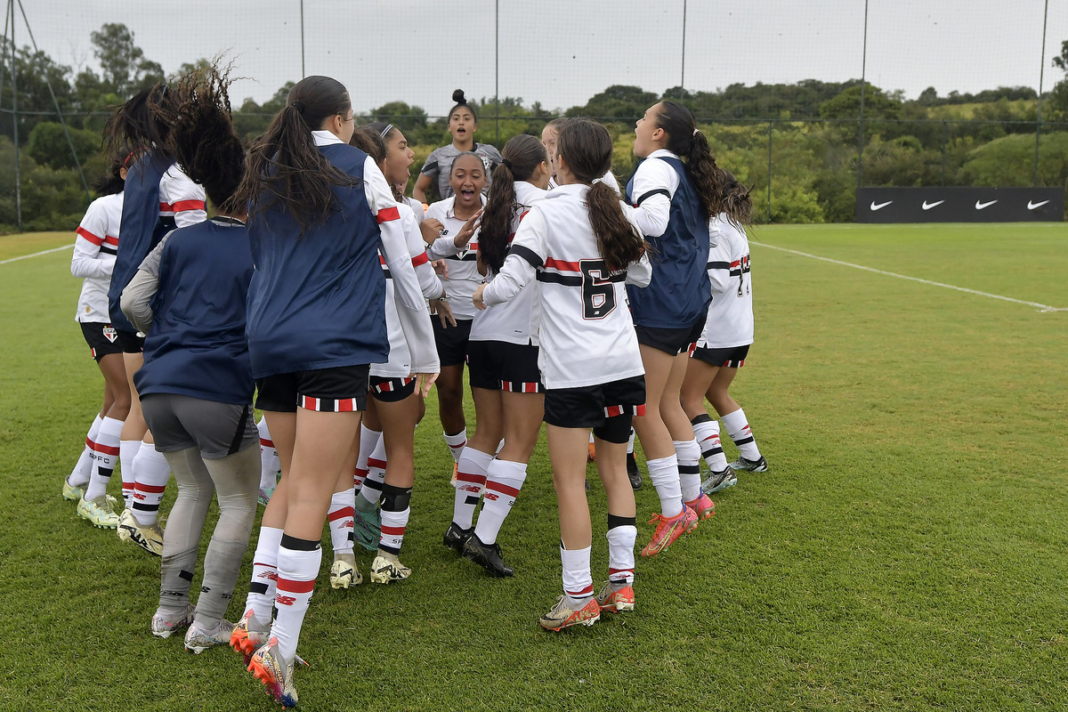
[{"left": 103, "top": 326, "right": 118, "bottom": 343}]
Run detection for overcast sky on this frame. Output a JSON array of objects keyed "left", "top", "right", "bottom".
[{"left": 20, "top": 1, "right": 1068, "bottom": 116}]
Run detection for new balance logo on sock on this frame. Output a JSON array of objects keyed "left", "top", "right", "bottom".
[{"left": 275, "top": 595, "right": 296, "bottom": 607}]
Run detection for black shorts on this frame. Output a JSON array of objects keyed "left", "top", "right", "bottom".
[
  {"left": 467, "top": 340, "right": 543, "bottom": 393},
  {"left": 80, "top": 322, "right": 123, "bottom": 362},
  {"left": 543, "top": 375, "right": 646, "bottom": 435},
  {"left": 255, "top": 364, "right": 370, "bottom": 413},
  {"left": 370, "top": 376, "right": 416, "bottom": 403},
  {"left": 433, "top": 317, "right": 472, "bottom": 368},
  {"left": 634, "top": 318, "right": 705, "bottom": 356},
  {"left": 115, "top": 328, "right": 145, "bottom": 354},
  {"left": 689, "top": 343, "right": 750, "bottom": 368}
]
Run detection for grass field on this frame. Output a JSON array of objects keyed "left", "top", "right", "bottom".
[{"left": 0, "top": 224, "right": 1065, "bottom": 711}]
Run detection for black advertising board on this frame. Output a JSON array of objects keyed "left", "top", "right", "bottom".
[{"left": 856, "top": 187, "right": 1064, "bottom": 223}]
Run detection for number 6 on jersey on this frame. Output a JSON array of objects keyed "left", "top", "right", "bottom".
[{"left": 580, "top": 259, "right": 617, "bottom": 320}]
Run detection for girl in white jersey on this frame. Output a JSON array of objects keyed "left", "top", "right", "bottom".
[
  {"left": 322, "top": 126, "right": 445, "bottom": 589},
  {"left": 424, "top": 154, "right": 484, "bottom": 484},
  {"left": 682, "top": 175, "right": 767, "bottom": 490},
  {"left": 474, "top": 118, "right": 651, "bottom": 632},
  {"left": 445, "top": 134, "right": 551, "bottom": 577},
  {"left": 64, "top": 159, "right": 129, "bottom": 513}
]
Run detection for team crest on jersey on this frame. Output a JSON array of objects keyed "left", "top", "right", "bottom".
[{"left": 103, "top": 326, "right": 118, "bottom": 343}]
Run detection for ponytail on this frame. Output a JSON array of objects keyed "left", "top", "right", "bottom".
[
  {"left": 101, "top": 83, "right": 175, "bottom": 164},
  {"left": 234, "top": 75, "right": 358, "bottom": 235},
  {"left": 587, "top": 180, "right": 644, "bottom": 272},
  {"left": 93, "top": 156, "right": 126, "bottom": 196},
  {"left": 654, "top": 101, "right": 728, "bottom": 220},
  {"left": 156, "top": 62, "right": 245, "bottom": 212},
  {"left": 719, "top": 171, "right": 753, "bottom": 228},
  {"left": 479, "top": 134, "right": 547, "bottom": 273},
  {"left": 558, "top": 118, "right": 644, "bottom": 272}
]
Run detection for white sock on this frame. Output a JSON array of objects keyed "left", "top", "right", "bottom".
[
  {"left": 357, "top": 437, "right": 386, "bottom": 508},
  {"left": 257, "top": 417, "right": 279, "bottom": 493},
  {"left": 674, "top": 439, "right": 702, "bottom": 503},
  {"left": 68, "top": 415, "right": 103, "bottom": 487},
  {"left": 328, "top": 489, "right": 355, "bottom": 555},
  {"left": 379, "top": 506, "right": 410, "bottom": 555},
  {"left": 627, "top": 428, "right": 635, "bottom": 456},
  {"left": 646, "top": 455, "right": 683, "bottom": 518},
  {"left": 474, "top": 459, "right": 526, "bottom": 545},
  {"left": 560, "top": 544, "right": 593, "bottom": 605},
  {"left": 606, "top": 517, "right": 637, "bottom": 587},
  {"left": 354, "top": 425, "right": 381, "bottom": 492},
  {"left": 452, "top": 447, "right": 493, "bottom": 529},
  {"left": 119, "top": 438, "right": 141, "bottom": 508},
  {"left": 271, "top": 537, "right": 321, "bottom": 662},
  {"left": 722, "top": 408, "right": 761, "bottom": 460},
  {"left": 131, "top": 445, "right": 170, "bottom": 526},
  {"left": 691, "top": 415, "right": 728, "bottom": 471},
  {"left": 443, "top": 429, "right": 467, "bottom": 464},
  {"left": 84, "top": 416, "right": 123, "bottom": 501},
  {"left": 245, "top": 526, "right": 283, "bottom": 623}
]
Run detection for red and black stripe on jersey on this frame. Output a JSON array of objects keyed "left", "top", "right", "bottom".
[
  {"left": 379, "top": 251, "right": 431, "bottom": 279},
  {"left": 298, "top": 395, "right": 360, "bottom": 412},
  {"left": 77, "top": 227, "right": 119, "bottom": 255},
  {"left": 535, "top": 255, "right": 628, "bottom": 288}
]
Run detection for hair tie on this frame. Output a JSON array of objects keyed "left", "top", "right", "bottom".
[
  {"left": 292, "top": 100, "right": 305, "bottom": 114},
  {"left": 379, "top": 123, "right": 394, "bottom": 139},
  {"left": 501, "top": 158, "right": 513, "bottom": 170},
  {"left": 693, "top": 128, "right": 700, "bottom": 137}
]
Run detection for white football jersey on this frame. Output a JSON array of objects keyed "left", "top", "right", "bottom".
[
  {"left": 372, "top": 202, "right": 443, "bottom": 378},
  {"left": 425, "top": 195, "right": 485, "bottom": 320},
  {"left": 470, "top": 181, "right": 547, "bottom": 345},
  {"left": 481, "top": 183, "right": 649, "bottom": 390},
  {"left": 72, "top": 192, "right": 124, "bottom": 323},
  {"left": 696, "top": 215, "right": 753, "bottom": 349}
]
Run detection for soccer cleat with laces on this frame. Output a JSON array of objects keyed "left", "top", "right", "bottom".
[
  {"left": 352, "top": 507, "right": 381, "bottom": 552},
  {"left": 151, "top": 604, "right": 195, "bottom": 639},
  {"left": 230, "top": 608, "right": 271, "bottom": 665},
  {"left": 728, "top": 455, "right": 768, "bottom": 472},
  {"left": 539, "top": 595, "right": 601, "bottom": 631},
  {"left": 640, "top": 506, "right": 697, "bottom": 557},
  {"left": 184, "top": 618, "right": 235, "bottom": 654},
  {"left": 329, "top": 555, "right": 362, "bottom": 589},
  {"left": 62, "top": 478, "right": 86, "bottom": 502},
  {"left": 595, "top": 582, "right": 635, "bottom": 613},
  {"left": 685, "top": 493, "right": 715, "bottom": 520},
  {"left": 77, "top": 494, "right": 120, "bottom": 529},
  {"left": 702, "top": 467, "right": 737, "bottom": 494},
  {"left": 462, "top": 533, "right": 514, "bottom": 577},
  {"left": 442, "top": 522, "right": 473, "bottom": 553},
  {"left": 117, "top": 508, "right": 164, "bottom": 555},
  {"left": 248, "top": 637, "right": 305, "bottom": 708},
  {"left": 369, "top": 552, "right": 411, "bottom": 584}
]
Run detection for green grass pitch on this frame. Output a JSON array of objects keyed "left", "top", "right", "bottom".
[{"left": 0, "top": 223, "right": 1065, "bottom": 711}]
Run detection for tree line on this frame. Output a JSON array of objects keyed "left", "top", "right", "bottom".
[{"left": 3, "top": 23, "right": 1068, "bottom": 230}]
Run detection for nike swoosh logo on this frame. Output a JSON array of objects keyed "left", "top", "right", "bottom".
[
  {"left": 870, "top": 201, "right": 892, "bottom": 211},
  {"left": 1028, "top": 200, "right": 1050, "bottom": 210},
  {"left": 922, "top": 200, "right": 944, "bottom": 210},
  {"left": 975, "top": 200, "right": 998, "bottom": 210}
]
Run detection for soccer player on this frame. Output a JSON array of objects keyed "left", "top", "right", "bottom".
[
  {"left": 119, "top": 65, "right": 259, "bottom": 654},
  {"left": 227, "top": 76, "right": 437, "bottom": 708},
  {"left": 447, "top": 134, "right": 551, "bottom": 577},
  {"left": 683, "top": 173, "right": 767, "bottom": 488},
  {"left": 65, "top": 158, "right": 128, "bottom": 516},
  {"left": 423, "top": 154, "right": 485, "bottom": 487},
  {"left": 474, "top": 118, "right": 651, "bottom": 631},
  {"left": 627, "top": 101, "right": 728, "bottom": 556},
  {"left": 413, "top": 89, "right": 501, "bottom": 203}
]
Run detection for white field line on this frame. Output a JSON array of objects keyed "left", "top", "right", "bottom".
[
  {"left": 0, "top": 244, "right": 73, "bottom": 265},
  {"left": 752, "top": 242, "right": 1067, "bottom": 313}
]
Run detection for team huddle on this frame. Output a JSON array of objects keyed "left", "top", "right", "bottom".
[{"left": 62, "top": 69, "right": 765, "bottom": 708}]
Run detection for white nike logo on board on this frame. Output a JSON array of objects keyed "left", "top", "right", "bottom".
[
  {"left": 1027, "top": 200, "right": 1050, "bottom": 210},
  {"left": 922, "top": 200, "right": 944, "bottom": 210},
  {"left": 870, "top": 201, "right": 892, "bottom": 211},
  {"left": 975, "top": 200, "right": 997, "bottom": 210}
]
